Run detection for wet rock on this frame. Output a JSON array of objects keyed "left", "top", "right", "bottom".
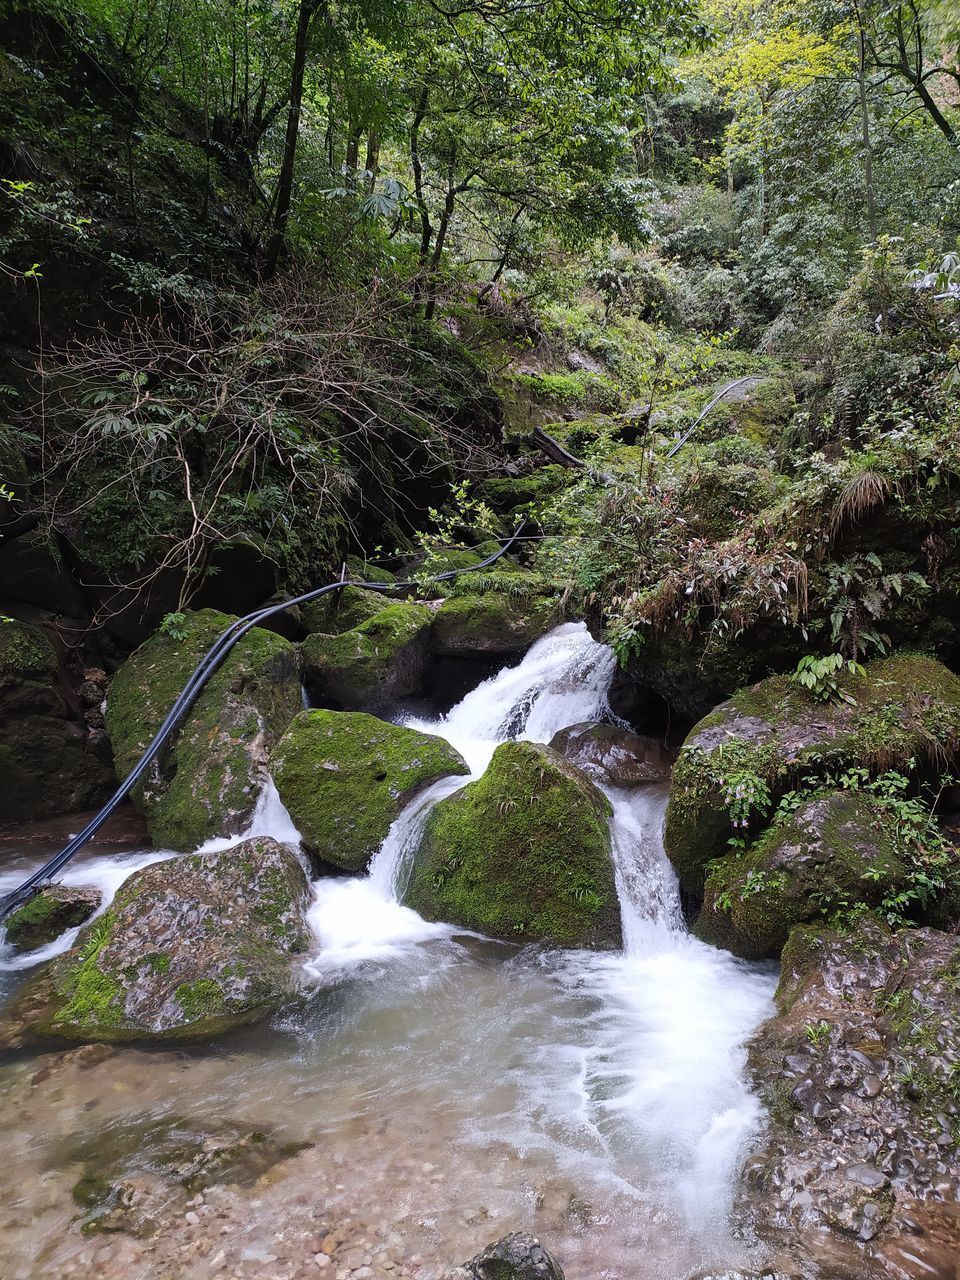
[
  {"left": 548, "top": 722, "right": 671, "bottom": 787},
  {"left": 105, "top": 609, "right": 302, "bottom": 850},
  {"left": 452, "top": 1232, "right": 565, "bottom": 1280},
  {"left": 272, "top": 709, "right": 469, "bottom": 872},
  {"left": 302, "top": 602, "right": 433, "bottom": 709},
  {"left": 5, "top": 883, "right": 102, "bottom": 950},
  {"left": 68, "top": 1118, "right": 310, "bottom": 1236},
  {"left": 695, "top": 791, "right": 907, "bottom": 959},
  {"left": 0, "top": 620, "right": 116, "bottom": 823},
  {"left": 430, "top": 592, "right": 556, "bottom": 659},
  {"left": 1, "top": 836, "right": 312, "bottom": 1043},
  {"left": 407, "top": 741, "right": 621, "bottom": 948},
  {"left": 739, "top": 917, "right": 960, "bottom": 1271},
  {"left": 663, "top": 653, "right": 960, "bottom": 895}
]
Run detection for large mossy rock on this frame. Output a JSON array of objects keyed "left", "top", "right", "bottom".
[
  {"left": 5, "top": 884, "right": 102, "bottom": 950},
  {"left": 301, "top": 585, "right": 390, "bottom": 637},
  {"left": 663, "top": 654, "right": 960, "bottom": 897},
  {"left": 694, "top": 791, "right": 907, "bottom": 959},
  {"left": 0, "top": 621, "right": 115, "bottom": 822},
  {"left": 0, "top": 837, "right": 312, "bottom": 1045},
  {"left": 407, "top": 741, "right": 620, "bottom": 947},
  {"left": 271, "top": 709, "right": 469, "bottom": 872},
  {"left": 301, "top": 601, "right": 433, "bottom": 708},
  {"left": 105, "top": 609, "right": 301, "bottom": 850},
  {"left": 430, "top": 592, "right": 556, "bottom": 658},
  {"left": 739, "top": 918, "right": 960, "bottom": 1267}
]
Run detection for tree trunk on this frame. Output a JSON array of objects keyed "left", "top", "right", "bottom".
[
  {"left": 855, "top": 1, "right": 878, "bottom": 241},
  {"left": 264, "top": 0, "right": 317, "bottom": 276}
]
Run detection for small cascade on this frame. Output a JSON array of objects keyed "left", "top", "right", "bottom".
[
  {"left": 603, "top": 782, "right": 684, "bottom": 949},
  {"left": 195, "top": 776, "right": 303, "bottom": 855}
]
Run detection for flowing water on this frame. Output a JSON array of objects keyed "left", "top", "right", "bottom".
[{"left": 0, "top": 624, "right": 777, "bottom": 1280}]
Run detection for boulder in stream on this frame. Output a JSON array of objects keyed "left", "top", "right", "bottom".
[
  {"left": 739, "top": 917, "right": 960, "bottom": 1272},
  {"left": 301, "top": 584, "right": 390, "bottom": 636},
  {"left": 271, "top": 708, "right": 469, "bottom": 872},
  {"left": 548, "top": 722, "right": 671, "bottom": 787},
  {"left": 301, "top": 601, "right": 433, "bottom": 708},
  {"left": 0, "top": 836, "right": 312, "bottom": 1044},
  {"left": 105, "top": 609, "right": 302, "bottom": 851},
  {"left": 448, "top": 1232, "right": 566, "bottom": 1280},
  {"left": 694, "top": 791, "right": 908, "bottom": 959},
  {"left": 430, "top": 591, "right": 557, "bottom": 659},
  {"left": 663, "top": 654, "right": 960, "bottom": 896},
  {"left": 5, "top": 883, "right": 102, "bottom": 951},
  {"left": 407, "top": 740, "right": 621, "bottom": 948}
]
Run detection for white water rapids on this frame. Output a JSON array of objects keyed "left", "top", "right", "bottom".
[{"left": 0, "top": 622, "right": 776, "bottom": 1274}]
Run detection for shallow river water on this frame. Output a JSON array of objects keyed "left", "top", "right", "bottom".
[{"left": 0, "top": 625, "right": 777, "bottom": 1280}]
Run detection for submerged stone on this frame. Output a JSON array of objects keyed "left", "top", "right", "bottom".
[
  {"left": 407, "top": 741, "right": 620, "bottom": 948},
  {"left": 271, "top": 708, "right": 469, "bottom": 872},
  {"left": 105, "top": 609, "right": 302, "bottom": 851},
  {"left": 301, "top": 601, "right": 433, "bottom": 708},
  {"left": 449, "top": 1233, "right": 566, "bottom": 1280},
  {"left": 663, "top": 654, "right": 960, "bottom": 896},
  {"left": 1, "top": 836, "right": 312, "bottom": 1044},
  {"left": 5, "top": 884, "right": 102, "bottom": 951}
]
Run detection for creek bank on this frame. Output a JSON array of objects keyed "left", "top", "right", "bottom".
[
  {"left": 407, "top": 740, "right": 621, "bottom": 948},
  {"left": 663, "top": 654, "right": 960, "bottom": 897},
  {"left": 739, "top": 917, "right": 960, "bottom": 1274},
  {"left": 106, "top": 610, "right": 302, "bottom": 851},
  {"left": 271, "top": 709, "right": 469, "bottom": 872},
  {"left": 0, "top": 836, "right": 312, "bottom": 1044}
]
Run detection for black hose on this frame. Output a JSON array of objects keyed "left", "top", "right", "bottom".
[{"left": 0, "top": 525, "right": 525, "bottom": 921}]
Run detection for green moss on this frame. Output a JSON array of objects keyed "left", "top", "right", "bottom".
[
  {"left": 431, "top": 591, "right": 556, "bottom": 657},
  {"left": 271, "top": 709, "right": 469, "bottom": 871},
  {"left": 479, "top": 468, "right": 570, "bottom": 516},
  {"left": 105, "top": 609, "right": 301, "bottom": 850},
  {"left": 301, "top": 585, "right": 392, "bottom": 636},
  {"left": 52, "top": 914, "right": 125, "bottom": 1030},
  {"left": 173, "top": 979, "right": 226, "bottom": 1021},
  {"left": 0, "top": 621, "right": 57, "bottom": 681},
  {"left": 695, "top": 791, "right": 906, "bottom": 958},
  {"left": 664, "top": 653, "right": 960, "bottom": 896},
  {"left": 406, "top": 741, "right": 620, "bottom": 947},
  {"left": 301, "top": 601, "right": 432, "bottom": 707}
]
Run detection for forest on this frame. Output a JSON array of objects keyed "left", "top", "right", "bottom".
[{"left": 0, "top": 0, "right": 959, "bottom": 1277}]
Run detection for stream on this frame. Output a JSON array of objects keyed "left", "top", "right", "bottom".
[{"left": 0, "top": 623, "right": 777, "bottom": 1280}]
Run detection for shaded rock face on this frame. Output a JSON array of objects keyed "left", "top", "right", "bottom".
[
  {"left": 105, "top": 609, "right": 302, "bottom": 851},
  {"left": 548, "top": 722, "right": 671, "bottom": 787},
  {"left": 302, "top": 602, "right": 433, "bottom": 709},
  {"left": 740, "top": 919, "right": 960, "bottom": 1274},
  {"left": 407, "top": 741, "right": 620, "bottom": 948},
  {"left": 695, "top": 791, "right": 907, "bottom": 960},
  {"left": 0, "top": 621, "right": 116, "bottom": 823},
  {"left": 67, "top": 1117, "right": 310, "bottom": 1237},
  {"left": 271, "top": 709, "right": 469, "bottom": 872},
  {"left": 1, "top": 836, "right": 312, "bottom": 1044},
  {"left": 450, "top": 1233, "right": 565, "bottom": 1280},
  {"left": 430, "top": 592, "right": 556, "bottom": 659},
  {"left": 5, "top": 883, "right": 102, "bottom": 950},
  {"left": 664, "top": 654, "right": 960, "bottom": 897}
]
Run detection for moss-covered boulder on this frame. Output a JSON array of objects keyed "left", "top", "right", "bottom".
[
  {"left": 301, "top": 601, "right": 433, "bottom": 708},
  {"left": 0, "top": 836, "right": 311, "bottom": 1045},
  {"left": 271, "top": 709, "right": 469, "bottom": 872},
  {"left": 695, "top": 792, "right": 907, "bottom": 959},
  {"left": 739, "top": 919, "right": 960, "bottom": 1262},
  {"left": 5, "top": 884, "right": 102, "bottom": 950},
  {"left": 664, "top": 654, "right": 960, "bottom": 897},
  {"left": 0, "top": 621, "right": 116, "bottom": 822},
  {"left": 407, "top": 741, "right": 620, "bottom": 947},
  {"left": 479, "top": 467, "right": 569, "bottom": 517},
  {"left": 301, "top": 585, "right": 391, "bottom": 636},
  {"left": 105, "top": 610, "right": 302, "bottom": 851},
  {"left": 431, "top": 592, "right": 557, "bottom": 658}
]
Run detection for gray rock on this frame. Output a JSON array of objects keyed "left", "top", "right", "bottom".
[
  {"left": 457, "top": 1233, "right": 564, "bottom": 1280},
  {"left": 0, "top": 836, "right": 312, "bottom": 1044},
  {"left": 548, "top": 722, "right": 671, "bottom": 786}
]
